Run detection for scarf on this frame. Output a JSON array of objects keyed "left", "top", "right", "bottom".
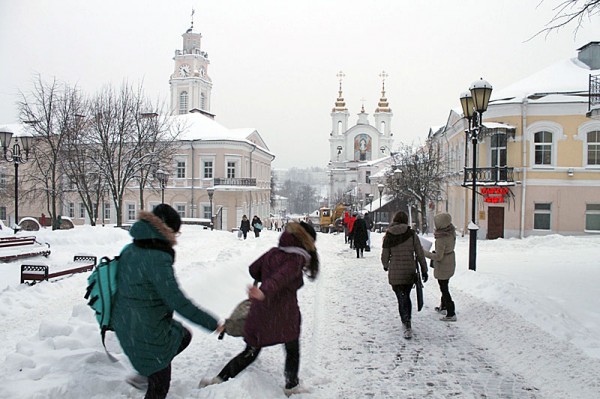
[{"left": 434, "top": 224, "right": 456, "bottom": 239}]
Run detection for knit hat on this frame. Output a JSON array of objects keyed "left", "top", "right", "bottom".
[{"left": 153, "top": 204, "right": 182, "bottom": 233}]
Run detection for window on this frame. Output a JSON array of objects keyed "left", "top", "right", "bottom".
[
  {"left": 203, "top": 205, "right": 211, "bottom": 219},
  {"left": 127, "top": 203, "right": 136, "bottom": 221},
  {"left": 490, "top": 133, "right": 507, "bottom": 180},
  {"left": 204, "top": 160, "right": 213, "bottom": 178},
  {"left": 585, "top": 204, "right": 600, "bottom": 232},
  {"left": 0, "top": 172, "right": 5, "bottom": 188},
  {"left": 534, "top": 131, "right": 553, "bottom": 165},
  {"left": 227, "top": 161, "right": 236, "bottom": 178},
  {"left": 179, "top": 91, "right": 188, "bottom": 115},
  {"left": 176, "top": 161, "right": 186, "bottom": 179},
  {"left": 104, "top": 202, "right": 111, "bottom": 220},
  {"left": 201, "top": 92, "right": 206, "bottom": 110},
  {"left": 0, "top": 206, "right": 6, "bottom": 221},
  {"left": 533, "top": 203, "right": 551, "bottom": 230},
  {"left": 365, "top": 171, "right": 371, "bottom": 184},
  {"left": 68, "top": 203, "right": 75, "bottom": 218},
  {"left": 587, "top": 131, "right": 600, "bottom": 166},
  {"left": 79, "top": 203, "right": 86, "bottom": 219},
  {"left": 176, "top": 204, "right": 186, "bottom": 218}
]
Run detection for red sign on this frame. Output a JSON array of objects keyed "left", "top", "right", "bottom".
[{"left": 481, "top": 187, "right": 509, "bottom": 204}]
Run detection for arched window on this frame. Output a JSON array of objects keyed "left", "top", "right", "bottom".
[
  {"left": 587, "top": 130, "right": 600, "bottom": 166},
  {"left": 201, "top": 92, "right": 206, "bottom": 110},
  {"left": 337, "top": 121, "right": 343, "bottom": 135},
  {"left": 380, "top": 121, "right": 386, "bottom": 133},
  {"left": 179, "top": 91, "right": 188, "bottom": 115},
  {"left": 534, "top": 131, "right": 553, "bottom": 165}
]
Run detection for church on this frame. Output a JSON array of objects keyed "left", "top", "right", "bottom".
[{"left": 327, "top": 72, "right": 397, "bottom": 209}]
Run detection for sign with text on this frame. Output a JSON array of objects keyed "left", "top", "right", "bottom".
[{"left": 481, "top": 187, "right": 509, "bottom": 204}]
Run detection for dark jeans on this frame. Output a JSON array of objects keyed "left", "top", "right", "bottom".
[
  {"left": 391, "top": 284, "right": 413, "bottom": 324},
  {"left": 356, "top": 247, "right": 364, "bottom": 258},
  {"left": 145, "top": 328, "right": 192, "bottom": 399},
  {"left": 218, "top": 340, "right": 300, "bottom": 388},
  {"left": 438, "top": 279, "right": 456, "bottom": 317}
]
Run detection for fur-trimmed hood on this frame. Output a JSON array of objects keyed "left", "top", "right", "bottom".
[
  {"left": 129, "top": 211, "right": 178, "bottom": 247},
  {"left": 280, "top": 221, "right": 316, "bottom": 253}
]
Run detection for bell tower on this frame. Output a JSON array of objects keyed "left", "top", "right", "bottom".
[{"left": 169, "top": 10, "right": 213, "bottom": 116}]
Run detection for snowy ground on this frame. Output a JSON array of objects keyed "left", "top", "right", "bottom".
[{"left": 0, "top": 225, "right": 599, "bottom": 398}]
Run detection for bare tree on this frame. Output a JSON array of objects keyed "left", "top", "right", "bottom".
[
  {"left": 384, "top": 142, "right": 447, "bottom": 233},
  {"left": 87, "top": 82, "right": 180, "bottom": 226},
  {"left": 534, "top": 0, "right": 600, "bottom": 37},
  {"left": 18, "top": 76, "right": 86, "bottom": 229}
]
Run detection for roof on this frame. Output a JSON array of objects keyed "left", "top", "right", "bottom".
[{"left": 490, "top": 57, "right": 597, "bottom": 105}]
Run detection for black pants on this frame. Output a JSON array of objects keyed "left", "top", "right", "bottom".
[
  {"left": 438, "top": 279, "right": 456, "bottom": 317},
  {"left": 391, "top": 284, "right": 413, "bottom": 324},
  {"left": 218, "top": 340, "right": 300, "bottom": 388},
  {"left": 356, "top": 247, "right": 364, "bottom": 258},
  {"left": 145, "top": 328, "right": 192, "bottom": 399}
]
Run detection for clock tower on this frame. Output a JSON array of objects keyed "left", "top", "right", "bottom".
[{"left": 169, "top": 13, "right": 213, "bottom": 116}]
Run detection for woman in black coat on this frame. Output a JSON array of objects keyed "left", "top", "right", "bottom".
[
  {"left": 240, "top": 215, "right": 251, "bottom": 239},
  {"left": 352, "top": 214, "right": 369, "bottom": 258}
]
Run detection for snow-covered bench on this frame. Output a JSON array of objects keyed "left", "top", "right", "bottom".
[
  {"left": 20, "top": 255, "right": 97, "bottom": 285},
  {"left": 0, "top": 236, "right": 51, "bottom": 262}
]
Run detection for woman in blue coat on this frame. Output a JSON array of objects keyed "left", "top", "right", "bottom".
[
  {"left": 200, "top": 221, "right": 319, "bottom": 395},
  {"left": 112, "top": 204, "right": 222, "bottom": 399}
]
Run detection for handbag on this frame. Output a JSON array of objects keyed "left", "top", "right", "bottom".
[
  {"left": 254, "top": 223, "right": 263, "bottom": 230},
  {"left": 219, "top": 299, "right": 251, "bottom": 339}
]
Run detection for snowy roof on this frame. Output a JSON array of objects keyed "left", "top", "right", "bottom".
[{"left": 490, "top": 57, "right": 597, "bottom": 104}]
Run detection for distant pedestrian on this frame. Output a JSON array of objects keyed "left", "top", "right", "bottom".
[
  {"left": 381, "top": 211, "right": 428, "bottom": 339},
  {"left": 423, "top": 212, "right": 457, "bottom": 322},
  {"left": 364, "top": 212, "right": 373, "bottom": 250},
  {"left": 347, "top": 212, "right": 357, "bottom": 249},
  {"left": 40, "top": 213, "right": 46, "bottom": 228},
  {"left": 199, "top": 221, "right": 319, "bottom": 396},
  {"left": 252, "top": 215, "right": 263, "bottom": 238},
  {"left": 352, "top": 213, "right": 369, "bottom": 258},
  {"left": 240, "top": 215, "right": 251, "bottom": 240}
]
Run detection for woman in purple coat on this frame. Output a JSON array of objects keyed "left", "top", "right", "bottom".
[{"left": 200, "top": 221, "right": 319, "bottom": 395}]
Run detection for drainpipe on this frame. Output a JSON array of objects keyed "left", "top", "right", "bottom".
[
  {"left": 248, "top": 143, "right": 257, "bottom": 217},
  {"left": 189, "top": 140, "right": 196, "bottom": 218},
  {"left": 520, "top": 99, "right": 528, "bottom": 239}
]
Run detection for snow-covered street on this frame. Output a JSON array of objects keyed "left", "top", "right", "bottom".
[{"left": 0, "top": 226, "right": 599, "bottom": 398}]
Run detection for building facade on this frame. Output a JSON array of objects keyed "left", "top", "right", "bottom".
[
  {"left": 327, "top": 73, "right": 396, "bottom": 209},
  {"left": 431, "top": 42, "right": 600, "bottom": 238}
]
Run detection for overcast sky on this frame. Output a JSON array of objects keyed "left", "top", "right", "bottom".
[{"left": 1, "top": 0, "right": 599, "bottom": 169}]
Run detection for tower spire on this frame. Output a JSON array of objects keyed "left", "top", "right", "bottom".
[
  {"left": 187, "top": 8, "right": 195, "bottom": 33},
  {"left": 375, "top": 70, "right": 391, "bottom": 113},
  {"left": 332, "top": 70, "right": 347, "bottom": 112}
]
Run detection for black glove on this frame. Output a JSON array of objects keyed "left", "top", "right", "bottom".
[{"left": 422, "top": 272, "right": 428, "bottom": 283}]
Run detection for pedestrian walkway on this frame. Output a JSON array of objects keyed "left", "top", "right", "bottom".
[{"left": 299, "top": 234, "right": 600, "bottom": 398}]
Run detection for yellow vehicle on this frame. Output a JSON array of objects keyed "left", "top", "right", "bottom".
[{"left": 318, "top": 203, "right": 348, "bottom": 233}]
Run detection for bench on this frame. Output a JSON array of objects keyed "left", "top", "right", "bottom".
[
  {"left": 21, "top": 255, "right": 97, "bottom": 285},
  {"left": 0, "top": 236, "right": 51, "bottom": 262}
]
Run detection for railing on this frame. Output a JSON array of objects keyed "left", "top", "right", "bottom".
[
  {"left": 213, "top": 177, "right": 256, "bottom": 187},
  {"left": 462, "top": 167, "right": 516, "bottom": 186},
  {"left": 590, "top": 74, "right": 600, "bottom": 111}
]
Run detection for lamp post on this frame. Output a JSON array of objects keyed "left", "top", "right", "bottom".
[
  {"left": 155, "top": 169, "right": 169, "bottom": 204},
  {"left": 460, "top": 78, "right": 493, "bottom": 272},
  {"left": 0, "top": 128, "right": 33, "bottom": 232},
  {"left": 367, "top": 193, "right": 374, "bottom": 212},
  {"left": 207, "top": 187, "right": 214, "bottom": 230},
  {"left": 377, "top": 183, "right": 384, "bottom": 225}
]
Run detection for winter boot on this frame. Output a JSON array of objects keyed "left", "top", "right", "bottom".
[
  {"left": 434, "top": 306, "right": 447, "bottom": 315},
  {"left": 126, "top": 374, "right": 148, "bottom": 391},
  {"left": 403, "top": 321, "right": 412, "bottom": 340},
  {"left": 198, "top": 376, "right": 224, "bottom": 388},
  {"left": 440, "top": 314, "right": 457, "bottom": 322}
]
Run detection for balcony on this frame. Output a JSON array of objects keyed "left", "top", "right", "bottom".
[
  {"left": 587, "top": 73, "right": 600, "bottom": 119},
  {"left": 213, "top": 177, "right": 256, "bottom": 187},
  {"left": 462, "top": 167, "right": 517, "bottom": 186}
]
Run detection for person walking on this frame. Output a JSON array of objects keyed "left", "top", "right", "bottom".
[
  {"left": 363, "top": 211, "right": 374, "bottom": 251},
  {"left": 347, "top": 212, "right": 357, "bottom": 249},
  {"left": 381, "top": 211, "right": 428, "bottom": 339},
  {"left": 352, "top": 213, "right": 369, "bottom": 258},
  {"left": 252, "top": 215, "right": 263, "bottom": 238},
  {"left": 199, "top": 221, "right": 319, "bottom": 396},
  {"left": 423, "top": 212, "right": 457, "bottom": 322},
  {"left": 240, "top": 215, "right": 251, "bottom": 240},
  {"left": 111, "top": 204, "right": 222, "bottom": 399}
]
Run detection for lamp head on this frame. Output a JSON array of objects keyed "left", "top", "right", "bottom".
[
  {"left": 459, "top": 91, "right": 474, "bottom": 119},
  {"left": 469, "top": 78, "right": 493, "bottom": 113},
  {"left": 0, "top": 128, "right": 14, "bottom": 150}
]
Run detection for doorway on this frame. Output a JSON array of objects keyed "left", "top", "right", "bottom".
[{"left": 487, "top": 207, "right": 505, "bottom": 239}]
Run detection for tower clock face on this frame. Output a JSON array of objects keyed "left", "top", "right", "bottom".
[{"left": 179, "top": 64, "right": 191, "bottom": 77}]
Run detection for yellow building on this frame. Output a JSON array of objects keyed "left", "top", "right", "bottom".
[{"left": 431, "top": 42, "right": 600, "bottom": 238}]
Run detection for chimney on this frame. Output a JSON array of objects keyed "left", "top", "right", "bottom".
[{"left": 577, "top": 42, "right": 600, "bottom": 70}]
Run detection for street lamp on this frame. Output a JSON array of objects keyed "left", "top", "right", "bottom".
[
  {"left": 377, "top": 183, "right": 384, "bottom": 224},
  {"left": 0, "top": 127, "right": 34, "bottom": 232},
  {"left": 207, "top": 187, "right": 214, "bottom": 230},
  {"left": 460, "top": 78, "right": 493, "bottom": 272},
  {"left": 367, "top": 193, "right": 374, "bottom": 212},
  {"left": 155, "top": 169, "right": 169, "bottom": 204}
]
